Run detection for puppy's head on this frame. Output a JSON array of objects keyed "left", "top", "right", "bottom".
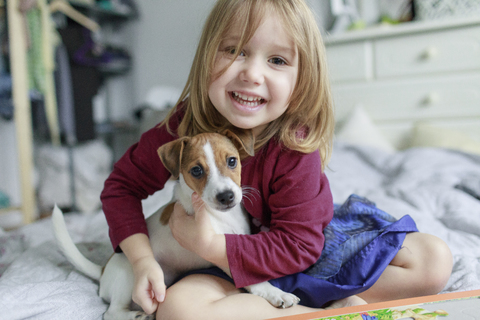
[{"left": 158, "top": 130, "right": 254, "bottom": 211}]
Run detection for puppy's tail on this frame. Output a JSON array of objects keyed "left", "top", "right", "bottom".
[{"left": 52, "top": 205, "right": 103, "bottom": 280}]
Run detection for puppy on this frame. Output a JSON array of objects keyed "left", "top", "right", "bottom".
[{"left": 52, "top": 130, "right": 300, "bottom": 320}]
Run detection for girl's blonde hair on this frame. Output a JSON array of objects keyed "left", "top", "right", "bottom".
[{"left": 164, "top": 0, "right": 334, "bottom": 170}]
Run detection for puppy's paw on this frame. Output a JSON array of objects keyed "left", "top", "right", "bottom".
[
  {"left": 244, "top": 281, "right": 300, "bottom": 308},
  {"left": 134, "top": 311, "right": 155, "bottom": 320},
  {"left": 269, "top": 292, "right": 301, "bottom": 308}
]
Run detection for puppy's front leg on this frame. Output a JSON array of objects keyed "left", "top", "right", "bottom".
[{"left": 244, "top": 282, "right": 300, "bottom": 308}]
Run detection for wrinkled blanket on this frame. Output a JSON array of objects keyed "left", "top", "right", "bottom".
[
  {"left": 327, "top": 143, "right": 480, "bottom": 293},
  {"left": 0, "top": 144, "right": 479, "bottom": 319}
]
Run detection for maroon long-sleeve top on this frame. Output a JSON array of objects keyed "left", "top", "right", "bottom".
[{"left": 101, "top": 109, "right": 334, "bottom": 288}]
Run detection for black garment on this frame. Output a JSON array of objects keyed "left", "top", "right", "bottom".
[{"left": 58, "top": 24, "right": 102, "bottom": 142}]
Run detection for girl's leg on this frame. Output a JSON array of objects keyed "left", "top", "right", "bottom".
[
  {"left": 156, "top": 274, "right": 365, "bottom": 320},
  {"left": 358, "top": 232, "right": 453, "bottom": 303},
  {"left": 156, "top": 274, "right": 315, "bottom": 320}
]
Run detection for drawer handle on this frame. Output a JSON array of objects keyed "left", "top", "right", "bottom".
[
  {"left": 422, "top": 92, "right": 440, "bottom": 106},
  {"left": 421, "top": 47, "right": 438, "bottom": 60}
]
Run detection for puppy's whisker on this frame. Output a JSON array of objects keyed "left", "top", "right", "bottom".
[
  {"left": 242, "top": 186, "right": 260, "bottom": 199},
  {"left": 242, "top": 195, "right": 254, "bottom": 207},
  {"left": 242, "top": 192, "right": 257, "bottom": 204},
  {"left": 242, "top": 186, "right": 260, "bottom": 206}
]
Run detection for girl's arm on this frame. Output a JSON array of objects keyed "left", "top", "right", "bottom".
[
  {"left": 226, "top": 144, "right": 333, "bottom": 288},
  {"left": 101, "top": 109, "right": 185, "bottom": 314},
  {"left": 102, "top": 123, "right": 179, "bottom": 312},
  {"left": 119, "top": 233, "right": 166, "bottom": 314},
  {"left": 101, "top": 123, "right": 177, "bottom": 252},
  {"left": 102, "top": 106, "right": 184, "bottom": 252}
]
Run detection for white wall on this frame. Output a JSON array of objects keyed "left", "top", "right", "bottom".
[
  {"left": 307, "top": 0, "right": 334, "bottom": 33},
  {"left": 125, "top": 0, "right": 217, "bottom": 107}
]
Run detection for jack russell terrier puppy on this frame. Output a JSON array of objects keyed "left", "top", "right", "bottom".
[{"left": 52, "top": 130, "right": 300, "bottom": 320}]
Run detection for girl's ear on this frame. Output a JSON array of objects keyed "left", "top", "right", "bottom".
[
  {"left": 221, "top": 128, "right": 255, "bottom": 158},
  {"left": 157, "top": 137, "right": 190, "bottom": 179}
]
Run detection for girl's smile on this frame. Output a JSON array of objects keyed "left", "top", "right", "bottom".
[
  {"left": 230, "top": 91, "right": 267, "bottom": 112},
  {"left": 208, "top": 11, "right": 299, "bottom": 136}
]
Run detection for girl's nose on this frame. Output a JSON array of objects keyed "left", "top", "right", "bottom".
[{"left": 239, "top": 59, "right": 264, "bottom": 85}]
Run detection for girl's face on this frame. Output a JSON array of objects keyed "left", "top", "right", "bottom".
[{"left": 208, "top": 12, "right": 299, "bottom": 137}]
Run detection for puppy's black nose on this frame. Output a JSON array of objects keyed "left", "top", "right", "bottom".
[{"left": 216, "top": 191, "right": 235, "bottom": 206}]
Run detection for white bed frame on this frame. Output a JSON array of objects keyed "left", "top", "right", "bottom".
[{"left": 324, "top": 17, "right": 480, "bottom": 150}]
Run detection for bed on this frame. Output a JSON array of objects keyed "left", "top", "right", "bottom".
[{"left": 1, "top": 133, "right": 480, "bottom": 319}]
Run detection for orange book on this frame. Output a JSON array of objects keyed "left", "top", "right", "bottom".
[{"left": 273, "top": 290, "right": 480, "bottom": 320}]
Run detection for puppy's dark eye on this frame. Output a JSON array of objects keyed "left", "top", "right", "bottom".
[
  {"left": 227, "top": 157, "right": 237, "bottom": 169},
  {"left": 190, "top": 166, "right": 204, "bottom": 179}
]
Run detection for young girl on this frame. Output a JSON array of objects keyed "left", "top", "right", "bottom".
[{"left": 101, "top": 0, "right": 453, "bottom": 319}]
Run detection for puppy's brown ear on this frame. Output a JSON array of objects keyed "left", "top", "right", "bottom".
[
  {"left": 222, "top": 128, "right": 255, "bottom": 158},
  {"left": 157, "top": 137, "right": 190, "bottom": 179}
]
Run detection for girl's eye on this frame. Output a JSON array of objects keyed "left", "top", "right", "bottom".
[
  {"left": 269, "top": 57, "right": 287, "bottom": 65},
  {"left": 190, "top": 166, "right": 204, "bottom": 179},
  {"left": 227, "top": 157, "right": 237, "bottom": 169},
  {"left": 225, "top": 47, "right": 244, "bottom": 56}
]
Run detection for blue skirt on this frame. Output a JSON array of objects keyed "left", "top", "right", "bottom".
[{"left": 179, "top": 195, "right": 418, "bottom": 307}]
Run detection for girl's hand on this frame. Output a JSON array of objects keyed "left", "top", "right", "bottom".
[
  {"left": 131, "top": 255, "right": 166, "bottom": 315},
  {"left": 169, "top": 193, "right": 229, "bottom": 269}
]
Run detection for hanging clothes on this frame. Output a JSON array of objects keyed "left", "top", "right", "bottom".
[
  {"left": 58, "top": 24, "right": 102, "bottom": 143},
  {"left": 19, "top": 0, "right": 61, "bottom": 145},
  {"left": 18, "top": 0, "right": 101, "bottom": 145},
  {"left": 54, "top": 43, "right": 76, "bottom": 145}
]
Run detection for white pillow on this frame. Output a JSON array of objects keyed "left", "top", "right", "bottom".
[
  {"left": 410, "top": 122, "right": 480, "bottom": 156},
  {"left": 336, "top": 105, "right": 396, "bottom": 153}
]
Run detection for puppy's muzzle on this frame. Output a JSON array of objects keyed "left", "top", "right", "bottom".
[{"left": 215, "top": 190, "right": 237, "bottom": 211}]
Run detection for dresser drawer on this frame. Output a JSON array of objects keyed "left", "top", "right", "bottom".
[
  {"left": 375, "top": 25, "right": 480, "bottom": 78},
  {"left": 326, "top": 41, "right": 373, "bottom": 82},
  {"left": 332, "top": 73, "right": 480, "bottom": 122}
]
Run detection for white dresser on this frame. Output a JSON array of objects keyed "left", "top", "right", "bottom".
[{"left": 324, "top": 17, "right": 480, "bottom": 148}]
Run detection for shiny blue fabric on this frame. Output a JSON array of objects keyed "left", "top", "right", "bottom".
[{"left": 178, "top": 195, "right": 419, "bottom": 307}]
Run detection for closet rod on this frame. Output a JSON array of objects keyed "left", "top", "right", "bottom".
[{"left": 7, "top": 0, "right": 36, "bottom": 224}]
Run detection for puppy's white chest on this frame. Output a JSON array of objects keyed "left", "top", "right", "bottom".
[{"left": 209, "top": 206, "right": 251, "bottom": 235}]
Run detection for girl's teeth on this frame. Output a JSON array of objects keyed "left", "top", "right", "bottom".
[{"left": 233, "top": 92, "right": 263, "bottom": 103}]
